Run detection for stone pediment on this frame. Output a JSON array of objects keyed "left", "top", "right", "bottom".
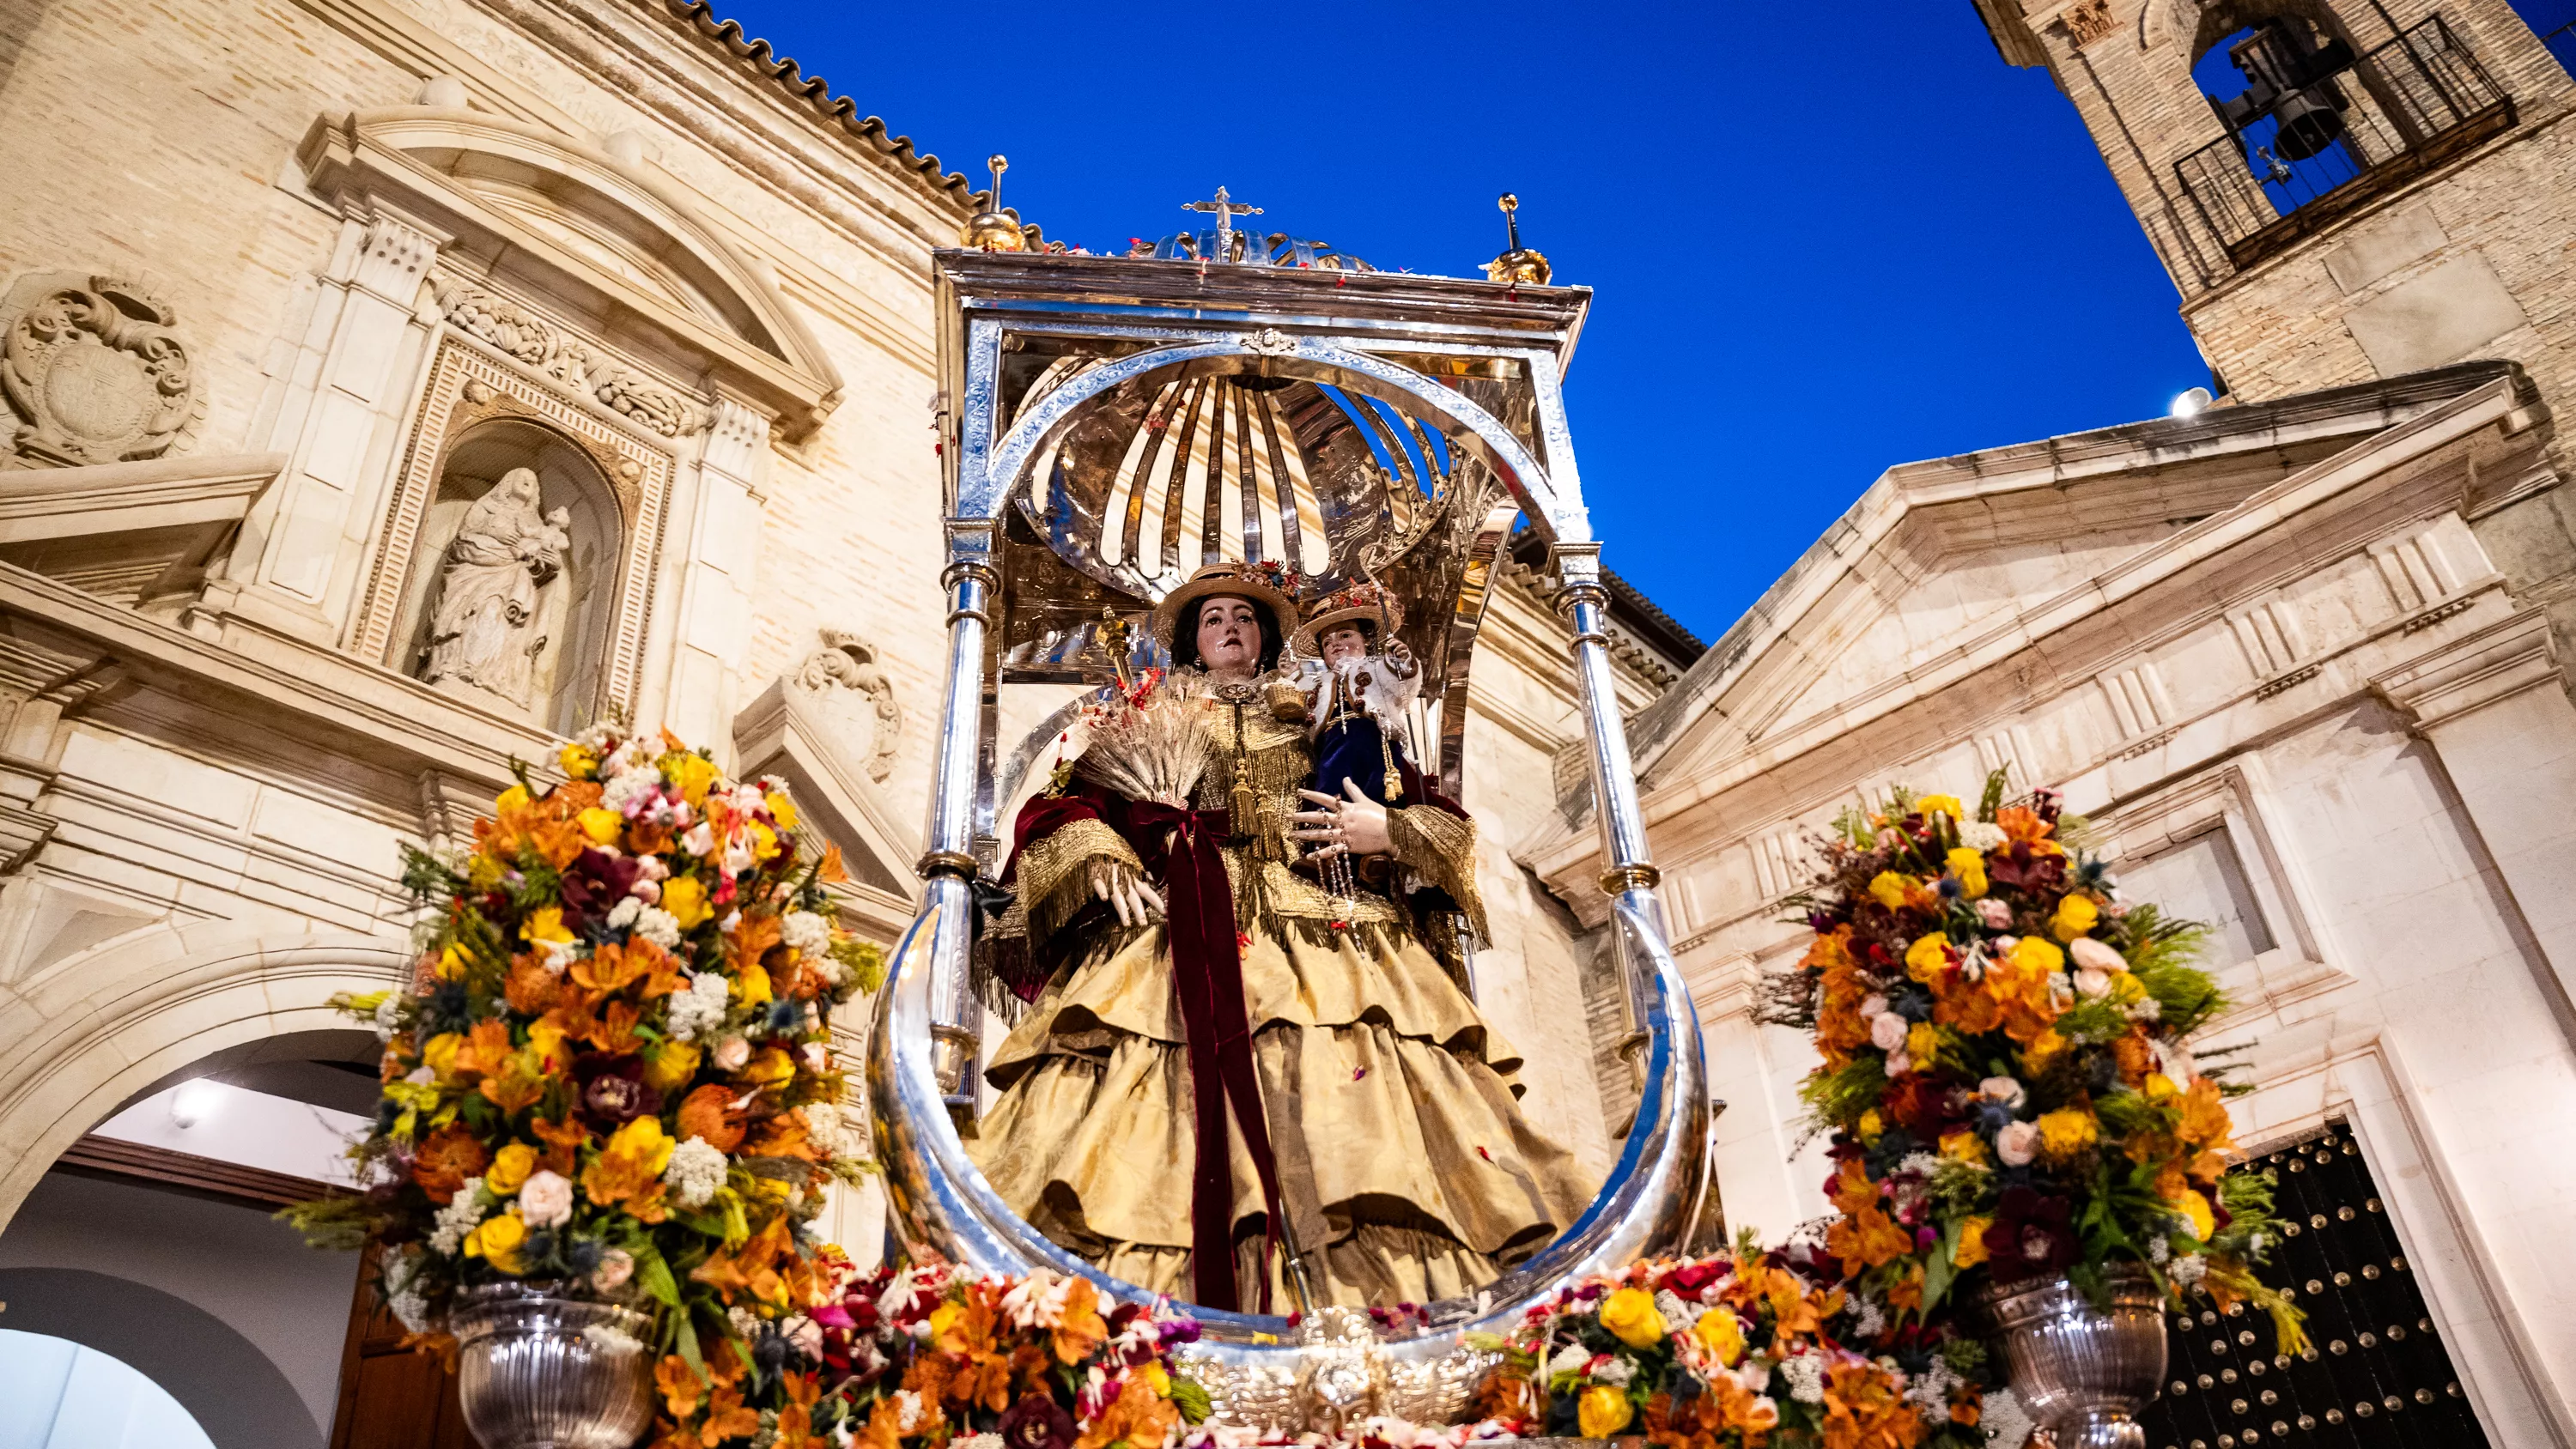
[
  {"left": 0, "top": 452, "right": 279, "bottom": 609},
  {"left": 1625, "top": 363, "right": 2533, "bottom": 790},
  {"left": 297, "top": 106, "right": 843, "bottom": 440}
]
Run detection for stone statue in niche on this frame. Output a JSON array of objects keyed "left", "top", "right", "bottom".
[{"left": 420, "top": 467, "right": 572, "bottom": 707}]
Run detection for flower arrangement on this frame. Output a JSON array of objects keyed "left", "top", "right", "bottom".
[
  {"left": 1471, "top": 1244, "right": 1984, "bottom": 1449},
  {"left": 649, "top": 1259, "right": 1211, "bottom": 1449},
  {"left": 1760, "top": 775, "right": 2303, "bottom": 1349},
  {"left": 287, "top": 725, "right": 886, "bottom": 1377}
]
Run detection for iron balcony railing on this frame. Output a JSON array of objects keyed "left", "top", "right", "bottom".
[{"left": 2176, "top": 15, "right": 2513, "bottom": 269}]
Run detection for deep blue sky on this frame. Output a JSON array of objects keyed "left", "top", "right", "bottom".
[{"left": 711, "top": 1, "right": 2210, "bottom": 642}]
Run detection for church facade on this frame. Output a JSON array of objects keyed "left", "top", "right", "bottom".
[
  {"left": 0, "top": 0, "right": 1698, "bottom": 1442},
  {"left": 1535, "top": 2, "right": 2576, "bottom": 1445}
]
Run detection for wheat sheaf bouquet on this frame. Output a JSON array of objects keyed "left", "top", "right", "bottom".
[
  {"left": 288, "top": 726, "right": 885, "bottom": 1379},
  {"left": 1761, "top": 775, "right": 2305, "bottom": 1351}
]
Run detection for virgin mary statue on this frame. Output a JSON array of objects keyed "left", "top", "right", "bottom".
[{"left": 971, "top": 561, "right": 1588, "bottom": 1312}]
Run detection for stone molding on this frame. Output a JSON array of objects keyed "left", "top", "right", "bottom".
[
  {"left": 296, "top": 106, "right": 842, "bottom": 440},
  {"left": 0, "top": 271, "right": 203, "bottom": 470},
  {"left": 788, "top": 630, "right": 902, "bottom": 782},
  {"left": 350, "top": 211, "right": 442, "bottom": 306},
  {"left": 2371, "top": 607, "right": 2561, "bottom": 733},
  {"left": 732, "top": 668, "right": 919, "bottom": 939}
]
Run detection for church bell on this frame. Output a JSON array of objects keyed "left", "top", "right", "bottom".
[{"left": 2215, "top": 22, "right": 2355, "bottom": 163}]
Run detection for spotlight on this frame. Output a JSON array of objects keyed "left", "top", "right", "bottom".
[
  {"left": 2171, "top": 386, "right": 2215, "bottom": 418},
  {"left": 170, "top": 1080, "right": 222, "bottom": 1129}
]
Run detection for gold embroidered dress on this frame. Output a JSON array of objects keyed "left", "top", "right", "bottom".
[{"left": 970, "top": 694, "right": 1589, "bottom": 1308}]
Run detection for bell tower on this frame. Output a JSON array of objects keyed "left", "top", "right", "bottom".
[{"left": 1971, "top": 0, "right": 2575, "bottom": 409}]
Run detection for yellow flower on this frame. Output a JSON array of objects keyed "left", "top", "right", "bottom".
[
  {"left": 1139, "top": 1362, "right": 1171, "bottom": 1399},
  {"left": 1905, "top": 932, "right": 1951, "bottom": 984},
  {"left": 2021, "top": 1029, "right": 2071, "bottom": 1075},
  {"left": 559, "top": 743, "right": 599, "bottom": 780},
  {"left": 605, "top": 1115, "right": 675, "bottom": 1176},
  {"left": 749, "top": 822, "right": 780, "bottom": 863},
  {"left": 2051, "top": 894, "right": 2100, "bottom": 943},
  {"left": 661, "top": 876, "right": 710, "bottom": 929},
  {"left": 528, "top": 1017, "right": 572, "bottom": 1070},
  {"left": 738, "top": 1046, "right": 795, "bottom": 1087},
  {"left": 1939, "top": 1130, "right": 1988, "bottom": 1165},
  {"left": 1868, "top": 872, "right": 1916, "bottom": 912},
  {"left": 578, "top": 807, "right": 623, "bottom": 845},
  {"left": 644, "top": 1040, "right": 702, "bottom": 1094},
  {"left": 1945, "top": 846, "right": 1988, "bottom": 898},
  {"left": 422, "top": 1032, "right": 464, "bottom": 1079},
  {"left": 1692, "top": 1307, "right": 1745, "bottom": 1366},
  {"left": 487, "top": 1142, "right": 538, "bottom": 1196},
  {"left": 522, "top": 906, "right": 575, "bottom": 948},
  {"left": 2143, "top": 1071, "right": 2180, "bottom": 1103},
  {"left": 2037, "top": 1106, "right": 2100, "bottom": 1161},
  {"left": 1953, "top": 1217, "right": 1991, "bottom": 1268},
  {"left": 736, "top": 961, "right": 773, "bottom": 1008},
  {"left": 466, "top": 1210, "right": 531, "bottom": 1274},
  {"left": 927, "top": 1302, "right": 965, "bottom": 1343},
  {"left": 435, "top": 943, "right": 472, "bottom": 981},
  {"left": 1577, "top": 1385, "right": 1634, "bottom": 1439},
  {"left": 1917, "top": 794, "right": 1963, "bottom": 820},
  {"left": 665, "top": 753, "right": 719, "bottom": 807},
  {"left": 1856, "top": 1109, "right": 1885, "bottom": 1144},
  {"left": 1906, "top": 1021, "right": 1943, "bottom": 1066},
  {"left": 2006, "top": 935, "right": 2065, "bottom": 977},
  {"left": 764, "top": 791, "right": 799, "bottom": 831},
  {"left": 2175, "top": 1188, "right": 2216, "bottom": 1241},
  {"left": 1599, "top": 1286, "right": 1667, "bottom": 1349},
  {"left": 495, "top": 785, "right": 532, "bottom": 814}
]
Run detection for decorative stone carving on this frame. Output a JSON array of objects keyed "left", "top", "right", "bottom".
[
  {"left": 792, "top": 629, "right": 902, "bottom": 781},
  {"left": 2063, "top": 0, "right": 2118, "bottom": 47},
  {"left": 419, "top": 466, "right": 571, "bottom": 707},
  {"left": 433, "top": 279, "right": 710, "bottom": 438},
  {"left": 0, "top": 272, "right": 199, "bottom": 469}
]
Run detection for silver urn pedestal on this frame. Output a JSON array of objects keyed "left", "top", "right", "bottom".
[
  {"left": 449, "top": 1280, "right": 658, "bottom": 1449},
  {"left": 1977, "top": 1265, "right": 2168, "bottom": 1449}
]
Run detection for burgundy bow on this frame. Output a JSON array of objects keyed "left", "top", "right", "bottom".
[{"left": 1127, "top": 799, "right": 1286, "bottom": 1313}]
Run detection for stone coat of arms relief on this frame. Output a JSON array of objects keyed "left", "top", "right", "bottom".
[{"left": 0, "top": 271, "right": 202, "bottom": 469}]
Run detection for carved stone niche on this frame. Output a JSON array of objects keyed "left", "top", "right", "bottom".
[{"left": 0, "top": 272, "right": 200, "bottom": 469}]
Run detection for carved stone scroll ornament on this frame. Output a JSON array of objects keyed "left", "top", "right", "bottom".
[
  {"left": 431, "top": 278, "right": 710, "bottom": 439},
  {"left": 792, "top": 628, "right": 902, "bottom": 781},
  {"left": 0, "top": 273, "right": 199, "bottom": 468}
]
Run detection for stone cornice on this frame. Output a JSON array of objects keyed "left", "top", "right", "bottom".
[{"left": 2371, "top": 607, "right": 2562, "bottom": 732}]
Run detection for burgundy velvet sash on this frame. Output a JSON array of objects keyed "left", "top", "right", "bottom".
[{"left": 1127, "top": 799, "right": 1285, "bottom": 1313}]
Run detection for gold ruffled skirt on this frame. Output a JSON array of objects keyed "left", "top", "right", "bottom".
[{"left": 969, "top": 917, "right": 1592, "bottom": 1308}]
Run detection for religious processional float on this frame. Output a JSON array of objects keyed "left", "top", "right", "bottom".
[{"left": 283, "top": 195, "right": 2301, "bottom": 1449}]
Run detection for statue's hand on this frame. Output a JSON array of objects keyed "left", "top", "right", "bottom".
[
  {"left": 1385, "top": 640, "right": 1418, "bottom": 679},
  {"left": 1290, "top": 779, "right": 1392, "bottom": 858},
  {"left": 1089, "top": 858, "right": 1165, "bottom": 926}
]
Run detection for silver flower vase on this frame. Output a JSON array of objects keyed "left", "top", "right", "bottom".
[
  {"left": 449, "top": 1280, "right": 657, "bottom": 1449},
  {"left": 1977, "top": 1264, "right": 2168, "bottom": 1449}
]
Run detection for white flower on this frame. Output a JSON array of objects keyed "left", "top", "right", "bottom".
[
  {"left": 2069, "top": 937, "right": 2124, "bottom": 973},
  {"left": 1546, "top": 1343, "right": 1589, "bottom": 1377},
  {"left": 665, "top": 1137, "right": 730, "bottom": 1209},
  {"left": 1656, "top": 1288, "right": 1694, "bottom": 1332},
  {"left": 1976, "top": 897, "right": 2013, "bottom": 930},
  {"left": 428, "top": 1179, "right": 490, "bottom": 1256},
  {"left": 384, "top": 1252, "right": 431, "bottom": 1332},
  {"left": 2148, "top": 1236, "right": 2172, "bottom": 1264},
  {"left": 520, "top": 1169, "right": 574, "bottom": 1228},
  {"left": 681, "top": 822, "right": 715, "bottom": 857},
  {"left": 1959, "top": 822, "right": 2006, "bottom": 851},
  {"left": 2073, "top": 966, "right": 2112, "bottom": 999},
  {"left": 1593, "top": 1357, "right": 1635, "bottom": 1387},
  {"left": 667, "top": 973, "right": 729, "bottom": 1042},
  {"left": 584, "top": 1323, "right": 644, "bottom": 1355},
  {"left": 713, "top": 1034, "right": 750, "bottom": 1071},
  {"left": 633, "top": 906, "right": 682, "bottom": 950},
  {"left": 802, "top": 1100, "right": 839, "bottom": 1139},
  {"left": 2171, "top": 1253, "right": 2209, "bottom": 1290},
  {"left": 954, "top": 1436, "right": 1003, "bottom": 1449},
  {"left": 784, "top": 1313, "right": 824, "bottom": 1361},
  {"left": 729, "top": 1305, "right": 761, "bottom": 1341},
  {"left": 800, "top": 1041, "right": 828, "bottom": 1072},
  {"left": 1980, "top": 1076, "right": 2026, "bottom": 1109},
  {"left": 1778, "top": 1353, "right": 1826, "bottom": 1405},
  {"left": 1996, "top": 1119, "right": 2041, "bottom": 1167},
  {"left": 1734, "top": 1361, "right": 1771, "bottom": 1394},
  {"left": 601, "top": 768, "right": 662, "bottom": 817},
  {"left": 782, "top": 911, "right": 833, "bottom": 958},
  {"left": 1904, "top": 1355, "right": 1960, "bottom": 1414},
  {"left": 2126, "top": 997, "right": 2164, "bottom": 1022},
  {"left": 1983, "top": 1388, "right": 2034, "bottom": 1449},
  {"left": 2046, "top": 972, "right": 2076, "bottom": 1009},
  {"left": 1849, "top": 1295, "right": 1886, "bottom": 1339},
  {"left": 1869, "top": 1012, "right": 1908, "bottom": 1052},
  {"left": 1884, "top": 1049, "right": 1911, "bottom": 1078},
  {"left": 723, "top": 834, "right": 756, "bottom": 874},
  {"left": 1858, "top": 993, "right": 1887, "bottom": 1020},
  {"left": 608, "top": 896, "right": 643, "bottom": 930},
  {"left": 372, "top": 995, "right": 402, "bottom": 1041},
  {"left": 890, "top": 1391, "right": 927, "bottom": 1434}
]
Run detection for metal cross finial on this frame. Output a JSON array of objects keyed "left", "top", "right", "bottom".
[
  {"left": 1499, "top": 192, "right": 1523, "bottom": 251},
  {"left": 1183, "top": 185, "right": 1263, "bottom": 262},
  {"left": 987, "top": 155, "right": 1008, "bottom": 207}
]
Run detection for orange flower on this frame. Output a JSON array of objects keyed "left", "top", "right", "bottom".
[
  {"left": 477, "top": 784, "right": 595, "bottom": 870},
  {"left": 531, "top": 1114, "right": 590, "bottom": 1176},
  {"left": 687, "top": 1385, "right": 762, "bottom": 1449},
  {"left": 583, "top": 1117, "right": 675, "bottom": 1216},
  {"left": 726, "top": 912, "right": 784, "bottom": 980},
  {"left": 677, "top": 1084, "right": 749, "bottom": 1153},
  {"left": 744, "top": 1113, "right": 819, "bottom": 1162},
  {"left": 478, "top": 1046, "right": 550, "bottom": 1115},
  {"left": 457, "top": 1018, "right": 516, "bottom": 1078},
  {"left": 1996, "top": 804, "right": 2062, "bottom": 854},
  {"left": 584, "top": 1000, "right": 646, "bottom": 1055},
  {"left": 655, "top": 1353, "right": 703, "bottom": 1417},
  {"left": 573, "top": 939, "right": 652, "bottom": 1001},
  {"left": 774, "top": 1371, "right": 823, "bottom": 1449},
  {"left": 505, "top": 953, "right": 568, "bottom": 1015},
  {"left": 1827, "top": 1204, "right": 1913, "bottom": 1270},
  {"left": 691, "top": 1215, "right": 793, "bottom": 1308},
  {"left": 1073, "top": 1374, "right": 1181, "bottom": 1449},
  {"left": 1824, "top": 1361, "right": 1927, "bottom": 1449},
  {"left": 411, "top": 1122, "right": 489, "bottom": 1203},
  {"left": 1051, "top": 1276, "right": 1109, "bottom": 1365},
  {"left": 1885, "top": 1261, "right": 1924, "bottom": 1313}
]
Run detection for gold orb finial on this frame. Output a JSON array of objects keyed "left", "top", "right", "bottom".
[
  {"left": 1485, "top": 191, "right": 1551, "bottom": 287},
  {"left": 962, "top": 153, "right": 1028, "bottom": 252}
]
